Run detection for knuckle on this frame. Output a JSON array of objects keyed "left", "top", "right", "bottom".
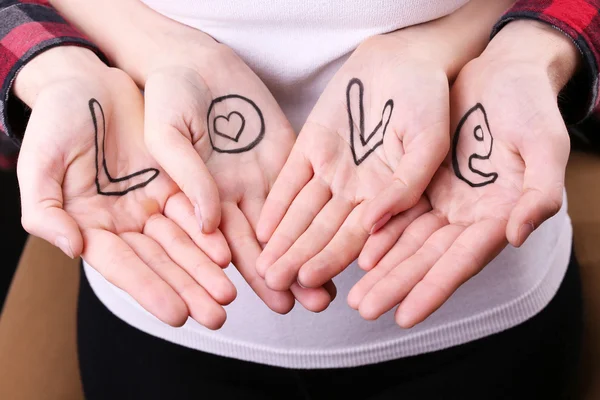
[{"left": 168, "top": 232, "right": 189, "bottom": 249}]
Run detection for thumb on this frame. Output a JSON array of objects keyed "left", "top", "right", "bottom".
[
  {"left": 17, "top": 112, "right": 83, "bottom": 259},
  {"left": 143, "top": 72, "right": 221, "bottom": 234},
  {"left": 144, "top": 115, "right": 221, "bottom": 234},
  {"left": 506, "top": 112, "right": 570, "bottom": 247}
]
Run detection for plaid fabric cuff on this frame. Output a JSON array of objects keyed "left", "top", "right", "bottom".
[
  {"left": 491, "top": 0, "right": 600, "bottom": 125},
  {"left": 0, "top": 0, "right": 107, "bottom": 170}
]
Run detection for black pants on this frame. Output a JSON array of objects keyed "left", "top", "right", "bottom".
[{"left": 78, "top": 250, "right": 583, "bottom": 400}]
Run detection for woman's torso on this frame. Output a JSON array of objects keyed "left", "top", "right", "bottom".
[{"left": 82, "top": 0, "right": 573, "bottom": 368}]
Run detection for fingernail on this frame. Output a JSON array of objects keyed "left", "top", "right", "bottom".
[
  {"left": 518, "top": 222, "right": 535, "bottom": 246},
  {"left": 297, "top": 278, "right": 309, "bottom": 289},
  {"left": 194, "top": 203, "right": 204, "bottom": 233},
  {"left": 370, "top": 213, "right": 392, "bottom": 234},
  {"left": 55, "top": 236, "right": 74, "bottom": 259}
]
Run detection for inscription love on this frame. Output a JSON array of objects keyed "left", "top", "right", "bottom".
[
  {"left": 346, "top": 78, "right": 394, "bottom": 166},
  {"left": 207, "top": 94, "right": 265, "bottom": 154}
]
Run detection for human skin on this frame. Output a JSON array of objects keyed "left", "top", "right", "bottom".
[{"left": 349, "top": 20, "right": 580, "bottom": 328}]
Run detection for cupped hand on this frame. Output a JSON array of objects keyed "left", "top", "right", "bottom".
[
  {"left": 17, "top": 53, "right": 235, "bottom": 329},
  {"left": 255, "top": 35, "right": 449, "bottom": 291},
  {"left": 349, "top": 22, "right": 577, "bottom": 328},
  {"left": 142, "top": 37, "right": 335, "bottom": 313}
]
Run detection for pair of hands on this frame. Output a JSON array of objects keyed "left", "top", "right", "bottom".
[
  {"left": 15, "top": 19, "right": 575, "bottom": 330},
  {"left": 256, "top": 20, "right": 575, "bottom": 328}
]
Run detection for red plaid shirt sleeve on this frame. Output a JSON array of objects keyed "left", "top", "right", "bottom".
[
  {"left": 492, "top": 0, "right": 600, "bottom": 130},
  {"left": 0, "top": 0, "right": 106, "bottom": 170}
]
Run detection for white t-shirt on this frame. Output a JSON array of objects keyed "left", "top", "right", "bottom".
[{"left": 83, "top": 0, "right": 573, "bottom": 369}]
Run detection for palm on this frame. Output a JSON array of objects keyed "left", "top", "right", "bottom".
[
  {"left": 256, "top": 36, "right": 449, "bottom": 292},
  {"left": 427, "top": 103, "right": 524, "bottom": 229},
  {"left": 144, "top": 47, "right": 336, "bottom": 313},
  {"left": 62, "top": 103, "right": 178, "bottom": 236},
  {"left": 19, "top": 70, "right": 235, "bottom": 329}
]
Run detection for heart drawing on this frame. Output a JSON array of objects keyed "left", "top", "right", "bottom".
[
  {"left": 214, "top": 111, "right": 246, "bottom": 142},
  {"left": 347, "top": 78, "right": 394, "bottom": 166},
  {"left": 207, "top": 94, "right": 265, "bottom": 154}
]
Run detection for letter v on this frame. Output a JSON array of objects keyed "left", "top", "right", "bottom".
[{"left": 347, "top": 78, "right": 394, "bottom": 166}]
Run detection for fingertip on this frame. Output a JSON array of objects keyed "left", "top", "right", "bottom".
[
  {"left": 22, "top": 209, "right": 83, "bottom": 259},
  {"left": 358, "top": 301, "right": 381, "bottom": 321},
  {"left": 505, "top": 221, "right": 521, "bottom": 247},
  {"left": 54, "top": 236, "right": 75, "bottom": 259},
  {"left": 395, "top": 299, "right": 423, "bottom": 329},
  {"left": 357, "top": 252, "right": 376, "bottom": 271},
  {"left": 266, "top": 293, "right": 295, "bottom": 315},
  {"left": 158, "top": 299, "right": 189, "bottom": 328},
  {"left": 195, "top": 306, "right": 227, "bottom": 331},
  {"left": 395, "top": 309, "right": 417, "bottom": 329},
  {"left": 265, "top": 269, "right": 293, "bottom": 292},
  {"left": 299, "top": 289, "right": 331, "bottom": 313},
  {"left": 297, "top": 267, "right": 320, "bottom": 289},
  {"left": 255, "top": 252, "right": 273, "bottom": 278},
  {"left": 369, "top": 212, "right": 392, "bottom": 235},
  {"left": 210, "top": 239, "right": 232, "bottom": 268},
  {"left": 213, "top": 281, "right": 238, "bottom": 306},
  {"left": 517, "top": 221, "right": 535, "bottom": 248},
  {"left": 197, "top": 203, "right": 221, "bottom": 235},
  {"left": 255, "top": 219, "right": 273, "bottom": 244},
  {"left": 346, "top": 288, "right": 361, "bottom": 310},
  {"left": 69, "top": 233, "right": 84, "bottom": 259}
]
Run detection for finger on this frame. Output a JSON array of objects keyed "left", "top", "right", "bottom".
[
  {"left": 82, "top": 229, "right": 188, "bottom": 327},
  {"left": 362, "top": 123, "right": 449, "bottom": 234},
  {"left": 164, "top": 192, "right": 231, "bottom": 267},
  {"left": 358, "top": 224, "right": 464, "bottom": 321},
  {"left": 506, "top": 122, "right": 569, "bottom": 247},
  {"left": 396, "top": 219, "right": 506, "bottom": 328},
  {"left": 256, "top": 149, "right": 313, "bottom": 243},
  {"left": 144, "top": 117, "right": 220, "bottom": 234},
  {"left": 264, "top": 196, "right": 353, "bottom": 291},
  {"left": 221, "top": 202, "right": 295, "bottom": 314},
  {"left": 348, "top": 212, "right": 446, "bottom": 309},
  {"left": 121, "top": 232, "right": 227, "bottom": 330},
  {"left": 243, "top": 191, "right": 335, "bottom": 313},
  {"left": 256, "top": 178, "right": 331, "bottom": 277},
  {"left": 290, "top": 282, "right": 334, "bottom": 313},
  {"left": 17, "top": 113, "right": 83, "bottom": 259},
  {"left": 298, "top": 207, "right": 368, "bottom": 288},
  {"left": 357, "top": 197, "right": 431, "bottom": 271},
  {"left": 239, "top": 193, "right": 266, "bottom": 234},
  {"left": 143, "top": 214, "right": 236, "bottom": 305}
]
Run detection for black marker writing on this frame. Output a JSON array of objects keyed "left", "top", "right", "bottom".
[
  {"left": 91, "top": 98, "right": 159, "bottom": 196},
  {"left": 207, "top": 95, "right": 265, "bottom": 153},
  {"left": 451, "top": 103, "right": 498, "bottom": 187},
  {"left": 346, "top": 78, "right": 394, "bottom": 166},
  {"left": 214, "top": 111, "right": 245, "bottom": 142}
]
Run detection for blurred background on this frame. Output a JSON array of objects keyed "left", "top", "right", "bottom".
[{"left": 0, "top": 169, "right": 27, "bottom": 312}]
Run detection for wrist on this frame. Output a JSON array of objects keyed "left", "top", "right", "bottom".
[
  {"left": 139, "top": 26, "right": 220, "bottom": 80},
  {"left": 383, "top": 0, "right": 516, "bottom": 80},
  {"left": 485, "top": 20, "right": 581, "bottom": 93},
  {"left": 13, "top": 46, "right": 109, "bottom": 107},
  {"left": 50, "top": 0, "right": 217, "bottom": 85}
]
